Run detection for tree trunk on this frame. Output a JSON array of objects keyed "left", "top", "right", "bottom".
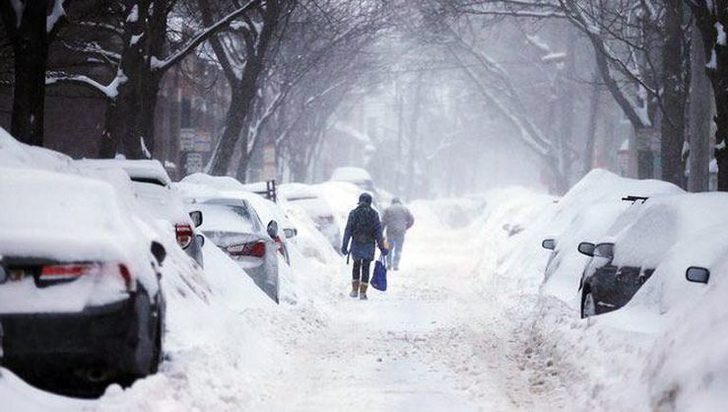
[
  {"left": 207, "top": 2, "right": 281, "bottom": 177},
  {"left": 406, "top": 74, "right": 423, "bottom": 199},
  {"left": 690, "top": 4, "right": 728, "bottom": 190},
  {"left": 688, "top": 25, "right": 712, "bottom": 192},
  {"left": 660, "top": 0, "right": 688, "bottom": 187},
  {"left": 583, "top": 71, "right": 601, "bottom": 176},
  {"left": 210, "top": 88, "right": 247, "bottom": 176},
  {"left": 5, "top": 0, "right": 49, "bottom": 146}
]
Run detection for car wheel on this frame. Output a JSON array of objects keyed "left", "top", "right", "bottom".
[
  {"left": 131, "top": 288, "right": 159, "bottom": 377},
  {"left": 149, "top": 316, "right": 162, "bottom": 374},
  {"left": 582, "top": 291, "right": 597, "bottom": 318}
]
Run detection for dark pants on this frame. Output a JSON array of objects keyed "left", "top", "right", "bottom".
[
  {"left": 352, "top": 259, "right": 372, "bottom": 284},
  {"left": 386, "top": 232, "right": 405, "bottom": 269}
]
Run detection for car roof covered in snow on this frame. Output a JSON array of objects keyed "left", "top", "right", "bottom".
[
  {"left": 181, "top": 173, "right": 246, "bottom": 192},
  {"left": 609, "top": 193, "right": 728, "bottom": 269},
  {"left": 330, "top": 167, "right": 373, "bottom": 182},
  {"left": 77, "top": 158, "right": 172, "bottom": 186},
  {"left": 0, "top": 128, "right": 77, "bottom": 172},
  {"left": 278, "top": 183, "right": 320, "bottom": 200},
  {"left": 0, "top": 167, "right": 148, "bottom": 264}
]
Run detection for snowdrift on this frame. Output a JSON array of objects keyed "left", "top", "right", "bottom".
[
  {"left": 0, "top": 129, "right": 346, "bottom": 410},
  {"left": 471, "top": 169, "right": 728, "bottom": 410}
]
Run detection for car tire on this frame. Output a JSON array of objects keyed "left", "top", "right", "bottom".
[
  {"left": 149, "top": 316, "right": 162, "bottom": 374},
  {"left": 581, "top": 291, "right": 597, "bottom": 319},
  {"left": 131, "top": 288, "right": 159, "bottom": 377}
]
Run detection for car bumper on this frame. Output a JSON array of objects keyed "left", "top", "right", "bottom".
[{"left": 0, "top": 296, "right": 142, "bottom": 374}]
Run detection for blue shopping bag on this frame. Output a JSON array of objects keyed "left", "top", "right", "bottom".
[{"left": 371, "top": 255, "right": 387, "bottom": 291}]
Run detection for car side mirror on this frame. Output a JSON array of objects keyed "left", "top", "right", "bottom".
[
  {"left": 189, "top": 210, "right": 203, "bottom": 228},
  {"left": 283, "top": 228, "right": 297, "bottom": 239},
  {"left": 267, "top": 220, "right": 279, "bottom": 238},
  {"left": 578, "top": 242, "right": 596, "bottom": 257},
  {"left": 686, "top": 266, "right": 710, "bottom": 284},
  {"left": 196, "top": 234, "right": 205, "bottom": 247},
  {"left": 542, "top": 239, "right": 556, "bottom": 250},
  {"left": 151, "top": 241, "right": 167, "bottom": 265}
]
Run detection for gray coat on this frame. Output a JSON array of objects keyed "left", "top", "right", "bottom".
[{"left": 382, "top": 204, "right": 414, "bottom": 237}]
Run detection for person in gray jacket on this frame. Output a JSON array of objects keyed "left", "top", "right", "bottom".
[{"left": 381, "top": 198, "right": 414, "bottom": 271}]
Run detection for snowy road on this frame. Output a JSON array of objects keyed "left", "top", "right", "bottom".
[
  {"left": 2, "top": 201, "right": 569, "bottom": 411},
  {"left": 249, "top": 217, "right": 564, "bottom": 411}
]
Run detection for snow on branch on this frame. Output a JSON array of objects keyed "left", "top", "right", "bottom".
[
  {"left": 153, "top": 0, "right": 261, "bottom": 73},
  {"left": 9, "top": 0, "right": 23, "bottom": 28},
  {"left": 46, "top": 70, "right": 128, "bottom": 99},
  {"left": 46, "top": 0, "right": 66, "bottom": 33},
  {"left": 449, "top": 48, "right": 552, "bottom": 157}
]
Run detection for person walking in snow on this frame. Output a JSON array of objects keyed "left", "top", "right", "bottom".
[
  {"left": 381, "top": 198, "right": 414, "bottom": 271},
  {"left": 341, "top": 193, "right": 388, "bottom": 300}
]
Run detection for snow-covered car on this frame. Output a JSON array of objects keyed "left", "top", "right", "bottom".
[
  {"left": 176, "top": 176, "right": 295, "bottom": 263},
  {"left": 77, "top": 159, "right": 204, "bottom": 268},
  {"left": 279, "top": 183, "right": 340, "bottom": 251},
  {"left": 576, "top": 193, "right": 728, "bottom": 318},
  {"left": 0, "top": 168, "right": 167, "bottom": 387},
  {"left": 190, "top": 196, "right": 280, "bottom": 303},
  {"left": 226, "top": 190, "right": 296, "bottom": 265},
  {"left": 330, "top": 167, "right": 376, "bottom": 193}
]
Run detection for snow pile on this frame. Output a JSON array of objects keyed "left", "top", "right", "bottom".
[
  {"left": 0, "top": 130, "right": 344, "bottom": 410},
  {"left": 0, "top": 128, "right": 76, "bottom": 172},
  {"left": 470, "top": 169, "right": 728, "bottom": 410}
]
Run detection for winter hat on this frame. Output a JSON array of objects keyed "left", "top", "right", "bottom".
[{"left": 358, "top": 193, "right": 373, "bottom": 205}]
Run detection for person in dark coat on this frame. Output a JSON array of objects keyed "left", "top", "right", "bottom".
[
  {"left": 341, "top": 193, "right": 388, "bottom": 300},
  {"left": 381, "top": 198, "right": 414, "bottom": 271}
]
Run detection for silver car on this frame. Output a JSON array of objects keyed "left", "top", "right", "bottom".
[{"left": 193, "top": 197, "right": 280, "bottom": 303}]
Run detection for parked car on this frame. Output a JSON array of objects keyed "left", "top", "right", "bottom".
[
  {"left": 0, "top": 168, "right": 167, "bottom": 388},
  {"left": 230, "top": 190, "right": 296, "bottom": 265},
  {"left": 575, "top": 193, "right": 728, "bottom": 318},
  {"left": 330, "top": 167, "right": 376, "bottom": 193},
  {"left": 77, "top": 159, "right": 204, "bottom": 267},
  {"left": 190, "top": 195, "right": 281, "bottom": 303},
  {"left": 279, "top": 183, "right": 340, "bottom": 251}
]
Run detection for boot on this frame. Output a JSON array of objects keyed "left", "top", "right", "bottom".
[
  {"left": 350, "top": 280, "right": 360, "bottom": 298},
  {"left": 359, "top": 283, "right": 368, "bottom": 300}
]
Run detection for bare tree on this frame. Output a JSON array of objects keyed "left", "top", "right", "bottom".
[
  {"left": 687, "top": 0, "right": 728, "bottom": 190},
  {"left": 45, "top": 0, "right": 259, "bottom": 158},
  {"left": 0, "top": 0, "right": 68, "bottom": 146}
]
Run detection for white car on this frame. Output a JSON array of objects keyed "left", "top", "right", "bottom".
[
  {"left": 330, "top": 167, "right": 376, "bottom": 193},
  {"left": 279, "top": 183, "right": 341, "bottom": 251},
  {"left": 77, "top": 159, "right": 204, "bottom": 267}
]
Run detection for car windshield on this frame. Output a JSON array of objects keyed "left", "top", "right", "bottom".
[
  {"left": 198, "top": 203, "right": 259, "bottom": 234},
  {"left": 594, "top": 243, "right": 614, "bottom": 258}
]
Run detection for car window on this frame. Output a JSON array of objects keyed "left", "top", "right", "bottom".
[
  {"left": 594, "top": 243, "right": 614, "bottom": 258},
  {"left": 198, "top": 203, "right": 258, "bottom": 233},
  {"left": 244, "top": 200, "right": 265, "bottom": 231},
  {"left": 130, "top": 176, "right": 167, "bottom": 187}
]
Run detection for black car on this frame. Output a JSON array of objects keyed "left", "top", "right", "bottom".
[
  {"left": 0, "top": 170, "right": 167, "bottom": 393},
  {"left": 577, "top": 242, "right": 654, "bottom": 318}
]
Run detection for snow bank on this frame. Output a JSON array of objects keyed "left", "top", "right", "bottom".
[{"left": 470, "top": 169, "right": 727, "bottom": 410}]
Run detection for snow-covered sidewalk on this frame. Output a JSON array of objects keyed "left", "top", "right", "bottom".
[
  {"left": 247, "top": 203, "right": 564, "bottom": 411},
  {"left": 3, "top": 199, "right": 568, "bottom": 411}
]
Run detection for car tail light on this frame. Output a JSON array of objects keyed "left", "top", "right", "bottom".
[
  {"left": 40, "top": 263, "right": 99, "bottom": 280},
  {"left": 117, "top": 264, "right": 132, "bottom": 290},
  {"left": 39, "top": 263, "right": 132, "bottom": 290},
  {"left": 226, "top": 241, "right": 266, "bottom": 258},
  {"left": 176, "top": 224, "right": 194, "bottom": 249}
]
